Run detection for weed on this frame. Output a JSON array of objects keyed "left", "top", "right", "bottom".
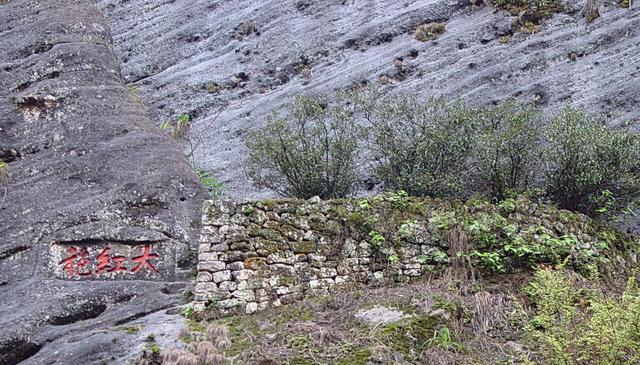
[
  {"left": 414, "top": 22, "right": 446, "bottom": 42},
  {"left": 197, "top": 169, "right": 224, "bottom": 198}
]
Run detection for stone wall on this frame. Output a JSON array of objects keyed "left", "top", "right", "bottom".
[{"left": 193, "top": 197, "right": 450, "bottom": 314}]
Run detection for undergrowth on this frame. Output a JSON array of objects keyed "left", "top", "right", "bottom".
[{"left": 524, "top": 267, "right": 640, "bottom": 364}]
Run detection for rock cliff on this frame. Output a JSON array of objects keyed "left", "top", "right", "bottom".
[
  {"left": 0, "top": 1, "right": 204, "bottom": 364},
  {"left": 97, "top": 0, "right": 639, "bottom": 198}
]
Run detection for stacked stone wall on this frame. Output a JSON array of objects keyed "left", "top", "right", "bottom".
[{"left": 194, "top": 198, "right": 449, "bottom": 314}]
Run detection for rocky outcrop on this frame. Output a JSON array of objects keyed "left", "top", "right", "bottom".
[
  {"left": 0, "top": 1, "right": 205, "bottom": 364},
  {"left": 97, "top": 0, "right": 640, "bottom": 198}
]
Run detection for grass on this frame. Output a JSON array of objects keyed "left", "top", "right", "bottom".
[
  {"left": 114, "top": 326, "right": 140, "bottom": 334},
  {"left": 197, "top": 274, "right": 532, "bottom": 364}
]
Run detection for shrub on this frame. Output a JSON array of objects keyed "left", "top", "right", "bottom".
[
  {"left": 543, "top": 106, "right": 640, "bottom": 215},
  {"left": 368, "top": 96, "right": 477, "bottom": 197},
  {"left": 473, "top": 100, "right": 542, "bottom": 199},
  {"left": 197, "top": 169, "right": 224, "bottom": 198},
  {"left": 245, "top": 95, "right": 360, "bottom": 199},
  {"left": 493, "top": 0, "right": 560, "bottom": 15},
  {"left": 247, "top": 91, "right": 640, "bottom": 217},
  {"left": 525, "top": 268, "right": 640, "bottom": 365},
  {"left": 414, "top": 22, "right": 446, "bottom": 42}
]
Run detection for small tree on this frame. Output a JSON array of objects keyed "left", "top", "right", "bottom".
[
  {"left": 473, "top": 100, "right": 542, "bottom": 199},
  {"left": 245, "top": 95, "right": 360, "bottom": 199},
  {"left": 369, "top": 96, "right": 477, "bottom": 197},
  {"left": 543, "top": 106, "right": 640, "bottom": 215}
]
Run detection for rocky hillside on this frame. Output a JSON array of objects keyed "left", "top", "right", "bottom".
[
  {"left": 0, "top": 0, "right": 638, "bottom": 364},
  {"left": 97, "top": 0, "right": 639, "bottom": 198}
]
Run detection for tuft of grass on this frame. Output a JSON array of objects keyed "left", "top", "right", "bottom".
[
  {"left": 414, "top": 22, "right": 446, "bottom": 42},
  {"left": 115, "top": 326, "right": 139, "bottom": 334}
]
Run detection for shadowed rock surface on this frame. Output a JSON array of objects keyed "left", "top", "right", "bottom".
[
  {"left": 0, "top": 1, "right": 205, "bottom": 364},
  {"left": 96, "top": 0, "right": 639, "bottom": 198}
]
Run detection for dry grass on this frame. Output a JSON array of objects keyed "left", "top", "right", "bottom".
[
  {"left": 206, "top": 323, "right": 231, "bottom": 351},
  {"left": 162, "top": 349, "right": 199, "bottom": 365},
  {"left": 163, "top": 323, "right": 231, "bottom": 365},
  {"left": 584, "top": 0, "right": 600, "bottom": 22},
  {"left": 447, "top": 225, "right": 476, "bottom": 284},
  {"left": 200, "top": 273, "right": 531, "bottom": 364}
]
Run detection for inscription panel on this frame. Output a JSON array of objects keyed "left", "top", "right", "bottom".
[{"left": 49, "top": 241, "right": 174, "bottom": 280}]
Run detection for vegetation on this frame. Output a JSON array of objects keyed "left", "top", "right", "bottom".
[
  {"left": 525, "top": 268, "right": 640, "bottom": 364},
  {"left": 0, "top": 160, "right": 7, "bottom": 183},
  {"left": 544, "top": 106, "right": 640, "bottom": 215},
  {"left": 493, "top": 0, "right": 562, "bottom": 32},
  {"left": 160, "top": 112, "right": 225, "bottom": 197},
  {"left": 161, "top": 323, "right": 230, "bottom": 365},
  {"left": 414, "top": 22, "right": 446, "bottom": 42},
  {"left": 197, "top": 169, "right": 224, "bottom": 198},
  {"left": 245, "top": 91, "right": 640, "bottom": 217},
  {"left": 245, "top": 95, "right": 361, "bottom": 199},
  {"left": 333, "top": 192, "right": 635, "bottom": 277},
  {"left": 474, "top": 100, "right": 541, "bottom": 200},
  {"left": 368, "top": 97, "right": 477, "bottom": 197},
  {"left": 0, "top": 137, "right": 9, "bottom": 210}
]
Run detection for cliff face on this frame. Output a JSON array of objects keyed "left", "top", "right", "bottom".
[
  {"left": 0, "top": 1, "right": 204, "bottom": 364},
  {"left": 97, "top": 0, "right": 640, "bottom": 198}
]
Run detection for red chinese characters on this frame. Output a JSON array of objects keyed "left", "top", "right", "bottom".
[
  {"left": 59, "top": 247, "right": 92, "bottom": 277},
  {"left": 58, "top": 244, "right": 160, "bottom": 278},
  {"left": 130, "top": 245, "right": 159, "bottom": 273}
]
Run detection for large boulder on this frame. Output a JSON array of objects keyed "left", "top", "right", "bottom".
[{"left": 0, "top": 1, "right": 205, "bottom": 364}]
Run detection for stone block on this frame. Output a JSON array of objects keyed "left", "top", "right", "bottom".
[
  {"left": 227, "top": 261, "right": 245, "bottom": 271},
  {"left": 232, "top": 269, "right": 254, "bottom": 281},
  {"left": 195, "top": 281, "right": 217, "bottom": 293},
  {"left": 218, "top": 298, "right": 242, "bottom": 309},
  {"left": 197, "top": 260, "right": 226, "bottom": 273},
  {"left": 232, "top": 289, "right": 255, "bottom": 301},
  {"left": 197, "top": 272, "right": 212, "bottom": 282},
  {"left": 245, "top": 302, "right": 258, "bottom": 314},
  {"left": 212, "top": 270, "right": 232, "bottom": 283},
  {"left": 219, "top": 281, "right": 237, "bottom": 291},
  {"left": 320, "top": 267, "right": 337, "bottom": 278}
]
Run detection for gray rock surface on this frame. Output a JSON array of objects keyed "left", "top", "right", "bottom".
[
  {"left": 355, "top": 305, "right": 413, "bottom": 326},
  {"left": 96, "top": 0, "right": 640, "bottom": 198},
  {"left": 0, "top": 0, "right": 205, "bottom": 364},
  {"left": 1, "top": 0, "right": 639, "bottom": 363}
]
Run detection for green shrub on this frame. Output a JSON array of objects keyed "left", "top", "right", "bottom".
[
  {"left": 493, "top": 0, "right": 560, "bottom": 15},
  {"left": 247, "top": 91, "right": 640, "bottom": 218},
  {"left": 196, "top": 169, "right": 224, "bottom": 198},
  {"left": 368, "top": 96, "right": 477, "bottom": 197},
  {"left": 474, "top": 100, "right": 542, "bottom": 199},
  {"left": 543, "top": 106, "right": 640, "bottom": 215},
  {"left": 245, "top": 95, "right": 360, "bottom": 199},
  {"left": 525, "top": 268, "right": 640, "bottom": 365}
]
